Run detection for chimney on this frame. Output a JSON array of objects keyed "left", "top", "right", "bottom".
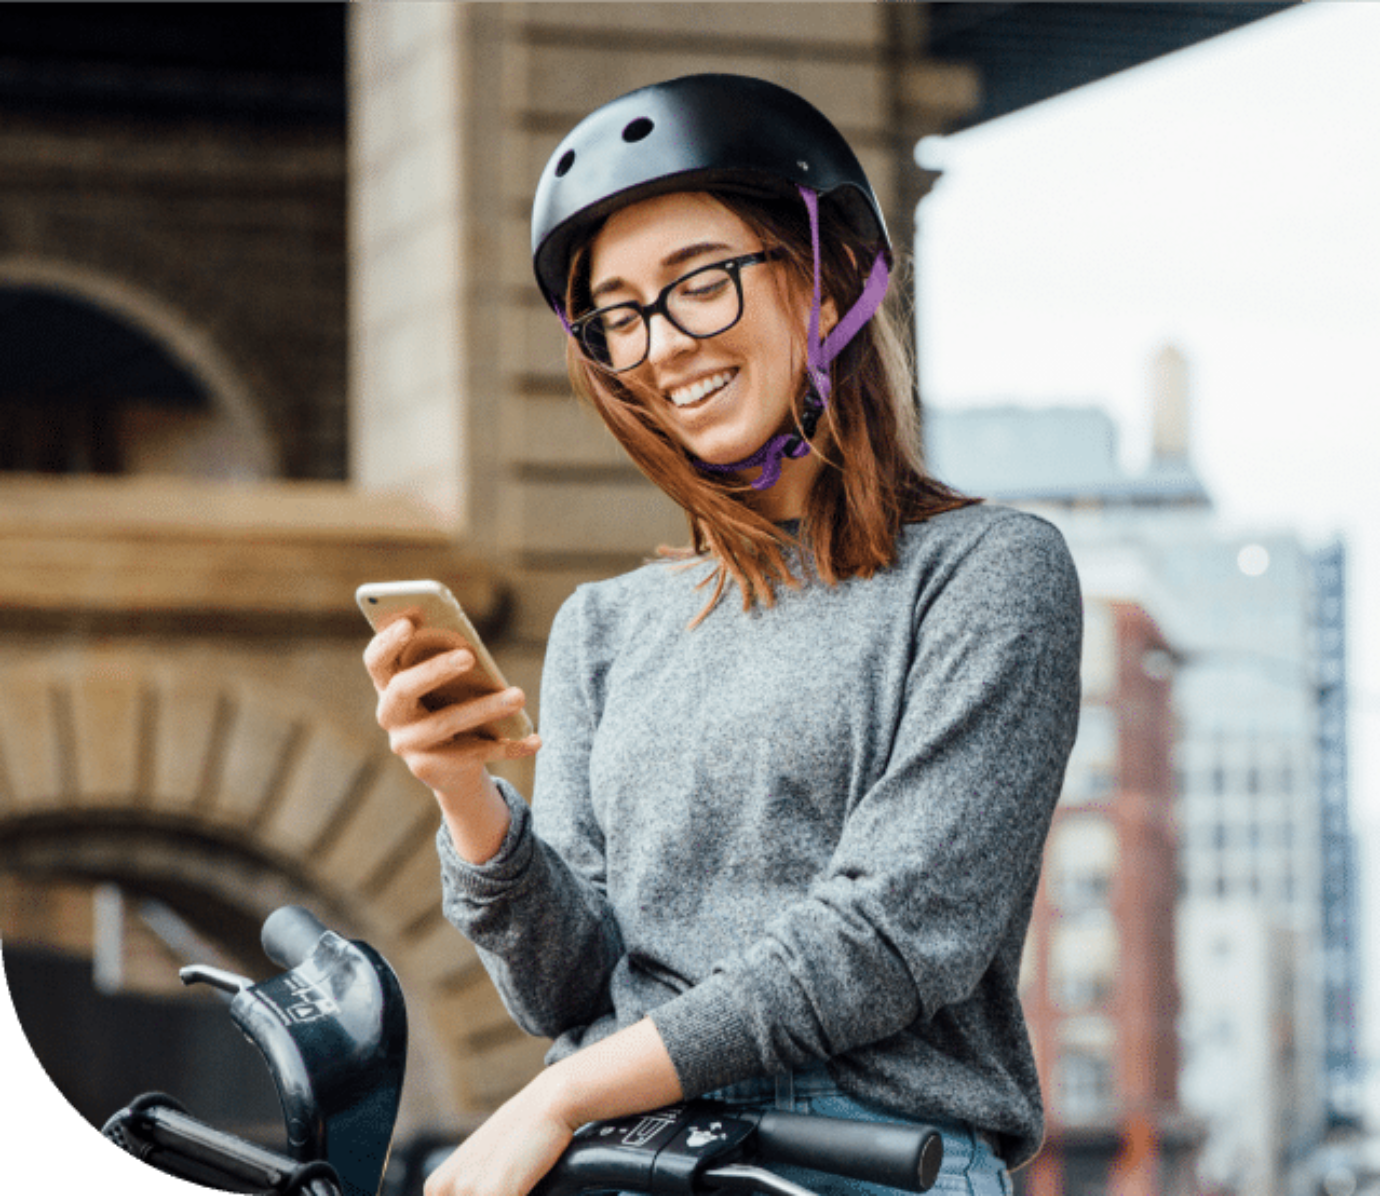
[{"left": 1150, "top": 344, "right": 1190, "bottom": 463}]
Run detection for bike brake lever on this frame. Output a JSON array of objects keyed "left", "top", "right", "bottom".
[
  {"left": 180, "top": 964, "right": 254, "bottom": 995},
  {"left": 702, "top": 1162, "right": 822, "bottom": 1196}
]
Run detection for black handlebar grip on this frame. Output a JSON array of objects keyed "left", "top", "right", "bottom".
[
  {"left": 261, "top": 905, "right": 330, "bottom": 970},
  {"left": 753, "top": 1109, "right": 944, "bottom": 1193}
]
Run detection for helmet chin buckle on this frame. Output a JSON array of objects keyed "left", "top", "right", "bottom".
[
  {"left": 775, "top": 389, "right": 824, "bottom": 460},
  {"left": 695, "top": 385, "right": 823, "bottom": 492}
]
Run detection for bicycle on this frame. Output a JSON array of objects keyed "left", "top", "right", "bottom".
[{"left": 103, "top": 907, "right": 944, "bottom": 1196}]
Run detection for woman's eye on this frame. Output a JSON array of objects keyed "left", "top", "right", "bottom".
[
  {"left": 679, "top": 274, "right": 730, "bottom": 302},
  {"left": 600, "top": 309, "right": 640, "bottom": 334}
]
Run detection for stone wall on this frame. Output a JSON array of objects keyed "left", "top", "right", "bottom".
[{"left": 0, "top": 475, "right": 537, "bottom": 1128}]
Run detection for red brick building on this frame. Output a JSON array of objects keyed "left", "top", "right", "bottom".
[{"left": 1020, "top": 600, "right": 1200, "bottom": 1196}]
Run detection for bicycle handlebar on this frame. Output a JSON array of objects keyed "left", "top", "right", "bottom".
[
  {"left": 103, "top": 1094, "right": 343, "bottom": 1196},
  {"left": 105, "top": 1096, "right": 944, "bottom": 1196},
  {"left": 261, "top": 905, "right": 330, "bottom": 971},
  {"left": 532, "top": 1100, "right": 943, "bottom": 1196},
  {"left": 105, "top": 905, "right": 406, "bottom": 1196},
  {"left": 103, "top": 907, "right": 945, "bottom": 1196},
  {"left": 749, "top": 1107, "right": 943, "bottom": 1192}
]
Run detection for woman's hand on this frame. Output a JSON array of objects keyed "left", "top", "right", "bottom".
[
  {"left": 364, "top": 616, "right": 541, "bottom": 863},
  {"left": 424, "top": 1019, "right": 683, "bottom": 1196},
  {"left": 423, "top": 1070, "right": 576, "bottom": 1196}
]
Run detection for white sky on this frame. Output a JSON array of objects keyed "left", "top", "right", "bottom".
[{"left": 917, "top": 0, "right": 1380, "bottom": 1111}]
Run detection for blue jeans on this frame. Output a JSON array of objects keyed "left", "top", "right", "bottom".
[{"left": 706, "top": 1067, "right": 1012, "bottom": 1196}]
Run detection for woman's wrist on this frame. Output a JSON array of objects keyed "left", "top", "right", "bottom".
[
  {"left": 437, "top": 768, "right": 514, "bottom": 865},
  {"left": 539, "top": 1018, "right": 684, "bottom": 1131}
]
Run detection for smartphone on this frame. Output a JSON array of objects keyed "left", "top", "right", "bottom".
[{"left": 356, "top": 579, "right": 534, "bottom": 742}]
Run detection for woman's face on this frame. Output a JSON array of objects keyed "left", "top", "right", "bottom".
[{"left": 586, "top": 192, "right": 814, "bottom": 471}]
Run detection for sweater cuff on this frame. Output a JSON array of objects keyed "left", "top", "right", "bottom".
[
  {"left": 647, "top": 972, "right": 763, "bottom": 1098},
  {"left": 435, "top": 777, "right": 534, "bottom": 902}
]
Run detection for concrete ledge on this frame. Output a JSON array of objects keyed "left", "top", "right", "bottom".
[{"left": 0, "top": 475, "right": 506, "bottom": 627}]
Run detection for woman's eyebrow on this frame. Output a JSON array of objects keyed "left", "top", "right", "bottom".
[{"left": 590, "top": 240, "right": 736, "bottom": 302}]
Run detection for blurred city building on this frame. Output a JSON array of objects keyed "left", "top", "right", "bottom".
[
  {"left": 1021, "top": 597, "right": 1197, "bottom": 1196},
  {"left": 0, "top": 0, "right": 1294, "bottom": 1183},
  {"left": 927, "top": 345, "right": 1361, "bottom": 1196}
]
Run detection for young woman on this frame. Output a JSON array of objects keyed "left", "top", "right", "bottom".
[{"left": 365, "top": 75, "right": 1082, "bottom": 1196}]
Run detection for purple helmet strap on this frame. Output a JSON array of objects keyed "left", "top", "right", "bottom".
[{"left": 695, "top": 185, "right": 890, "bottom": 490}]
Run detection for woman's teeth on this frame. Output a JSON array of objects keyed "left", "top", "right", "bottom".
[{"left": 668, "top": 370, "right": 734, "bottom": 408}]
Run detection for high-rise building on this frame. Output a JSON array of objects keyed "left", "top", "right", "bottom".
[
  {"left": 1314, "top": 543, "right": 1363, "bottom": 1130},
  {"left": 927, "top": 346, "right": 1358, "bottom": 1196}
]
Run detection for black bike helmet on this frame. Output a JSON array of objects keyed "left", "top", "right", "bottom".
[{"left": 531, "top": 73, "right": 890, "bottom": 315}]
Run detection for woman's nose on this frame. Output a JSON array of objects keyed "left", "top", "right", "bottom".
[{"left": 645, "top": 311, "right": 697, "bottom": 366}]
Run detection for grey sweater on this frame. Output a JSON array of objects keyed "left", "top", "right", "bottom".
[{"left": 438, "top": 503, "right": 1082, "bottom": 1166}]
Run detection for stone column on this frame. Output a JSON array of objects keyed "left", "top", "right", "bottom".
[{"left": 348, "top": 3, "right": 470, "bottom": 523}]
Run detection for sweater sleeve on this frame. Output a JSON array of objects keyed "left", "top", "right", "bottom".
[
  {"left": 648, "top": 514, "right": 1083, "bottom": 1096},
  {"left": 436, "top": 590, "right": 624, "bottom": 1039}
]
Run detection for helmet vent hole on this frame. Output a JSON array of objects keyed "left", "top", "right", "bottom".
[
  {"left": 622, "top": 117, "right": 654, "bottom": 143},
  {"left": 555, "top": 149, "right": 576, "bottom": 177}
]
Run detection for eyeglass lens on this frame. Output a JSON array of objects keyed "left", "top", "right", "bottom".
[{"left": 583, "top": 264, "right": 743, "bottom": 371}]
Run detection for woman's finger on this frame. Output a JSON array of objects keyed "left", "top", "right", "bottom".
[
  {"left": 394, "top": 730, "right": 540, "bottom": 794},
  {"left": 387, "top": 686, "right": 528, "bottom": 752},
  {"left": 362, "top": 617, "right": 415, "bottom": 692},
  {"left": 377, "top": 648, "right": 478, "bottom": 723}
]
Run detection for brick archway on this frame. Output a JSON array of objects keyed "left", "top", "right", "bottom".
[{"left": 0, "top": 649, "right": 547, "bottom": 1127}]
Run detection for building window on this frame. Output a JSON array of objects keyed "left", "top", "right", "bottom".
[
  {"left": 1049, "top": 914, "right": 1118, "bottom": 1014},
  {"left": 1057, "top": 1049, "right": 1115, "bottom": 1122},
  {"left": 1055, "top": 870, "right": 1111, "bottom": 910},
  {"left": 1048, "top": 818, "right": 1118, "bottom": 916},
  {"left": 1063, "top": 706, "right": 1117, "bottom": 806}
]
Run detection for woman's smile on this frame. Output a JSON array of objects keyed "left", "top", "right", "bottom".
[{"left": 666, "top": 368, "right": 737, "bottom": 409}]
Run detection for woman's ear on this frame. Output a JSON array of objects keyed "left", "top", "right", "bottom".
[
  {"left": 820, "top": 294, "right": 840, "bottom": 336},
  {"left": 818, "top": 244, "right": 858, "bottom": 336}
]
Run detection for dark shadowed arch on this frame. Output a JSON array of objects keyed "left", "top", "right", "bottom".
[{"left": 0, "top": 265, "right": 278, "bottom": 478}]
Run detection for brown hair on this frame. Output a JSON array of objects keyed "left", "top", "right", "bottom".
[{"left": 564, "top": 190, "right": 978, "bottom": 625}]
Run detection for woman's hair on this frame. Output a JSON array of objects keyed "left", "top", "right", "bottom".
[{"left": 564, "top": 189, "right": 979, "bottom": 626}]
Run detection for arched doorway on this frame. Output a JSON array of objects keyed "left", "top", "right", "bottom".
[
  {"left": 0, "top": 266, "right": 277, "bottom": 479},
  {"left": 0, "top": 650, "right": 547, "bottom": 1169}
]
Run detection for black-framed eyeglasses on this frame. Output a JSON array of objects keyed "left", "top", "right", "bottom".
[{"left": 571, "top": 251, "right": 781, "bottom": 373}]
